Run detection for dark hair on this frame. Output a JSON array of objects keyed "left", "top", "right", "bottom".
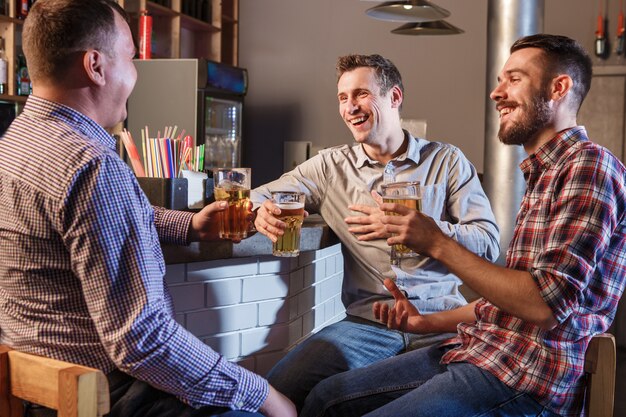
[
  {"left": 336, "top": 54, "right": 404, "bottom": 96},
  {"left": 510, "top": 34, "right": 592, "bottom": 111},
  {"left": 23, "top": 0, "right": 129, "bottom": 82}
]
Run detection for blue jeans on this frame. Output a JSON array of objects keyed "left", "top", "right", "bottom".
[
  {"left": 300, "top": 344, "right": 560, "bottom": 417},
  {"left": 266, "top": 315, "right": 455, "bottom": 412}
]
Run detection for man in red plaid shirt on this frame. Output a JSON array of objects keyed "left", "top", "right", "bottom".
[{"left": 298, "top": 34, "right": 626, "bottom": 417}]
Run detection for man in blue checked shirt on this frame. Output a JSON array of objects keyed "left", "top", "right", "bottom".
[{"left": 0, "top": 1, "right": 295, "bottom": 416}]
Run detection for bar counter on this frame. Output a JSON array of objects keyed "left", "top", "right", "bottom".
[
  {"left": 162, "top": 215, "right": 346, "bottom": 376},
  {"left": 162, "top": 214, "right": 339, "bottom": 264}
]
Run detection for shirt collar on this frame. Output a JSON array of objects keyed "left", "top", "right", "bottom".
[
  {"left": 355, "top": 129, "right": 423, "bottom": 168},
  {"left": 23, "top": 95, "right": 117, "bottom": 151},
  {"left": 519, "top": 126, "right": 588, "bottom": 177}
]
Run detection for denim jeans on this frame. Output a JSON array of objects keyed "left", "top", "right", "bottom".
[
  {"left": 300, "top": 344, "right": 561, "bottom": 417},
  {"left": 266, "top": 315, "right": 455, "bottom": 412}
]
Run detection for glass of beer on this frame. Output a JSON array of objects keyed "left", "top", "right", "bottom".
[
  {"left": 381, "top": 181, "right": 421, "bottom": 264},
  {"left": 271, "top": 191, "right": 305, "bottom": 257},
  {"left": 213, "top": 168, "right": 251, "bottom": 240}
]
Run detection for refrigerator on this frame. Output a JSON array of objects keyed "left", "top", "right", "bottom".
[{"left": 126, "top": 59, "right": 247, "bottom": 170}]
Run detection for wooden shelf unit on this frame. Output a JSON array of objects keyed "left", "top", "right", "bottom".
[
  {"left": 121, "top": 0, "right": 239, "bottom": 65},
  {"left": 0, "top": 0, "right": 239, "bottom": 106}
]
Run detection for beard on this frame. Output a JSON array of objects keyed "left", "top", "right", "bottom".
[{"left": 498, "top": 87, "right": 552, "bottom": 146}]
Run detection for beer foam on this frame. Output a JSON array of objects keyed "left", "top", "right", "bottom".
[{"left": 276, "top": 202, "right": 304, "bottom": 210}]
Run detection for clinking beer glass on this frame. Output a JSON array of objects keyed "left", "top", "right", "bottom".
[
  {"left": 381, "top": 181, "right": 421, "bottom": 265},
  {"left": 271, "top": 191, "right": 305, "bottom": 257},
  {"left": 213, "top": 168, "right": 251, "bottom": 240}
]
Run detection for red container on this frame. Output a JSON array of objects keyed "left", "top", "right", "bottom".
[{"left": 139, "top": 10, "right": 152, "bottom": 59}]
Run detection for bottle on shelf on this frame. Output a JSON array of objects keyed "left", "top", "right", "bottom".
[
  {"left": 0, "top": 37, "right": 7, "bottom": 95},
  {"left": 138, "top": 9, "right": 152, "bottom": 59},
  {"left": 17, "top": 0, "right": 28, "bottom": 19},
  {"left": 16, "top": 54, "right": 31, "bottom": 96},
  {"left": 200, "top": 0, "right": 211, "bottom": 22}
]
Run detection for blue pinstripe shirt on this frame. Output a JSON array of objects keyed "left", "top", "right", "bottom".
[{"left": 0, "top": 96, "right": 268, "bottom": 411}]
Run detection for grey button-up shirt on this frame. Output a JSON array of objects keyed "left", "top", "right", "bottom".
[{"left": 252, "top": 132, "right": 500, "bottom": 321}]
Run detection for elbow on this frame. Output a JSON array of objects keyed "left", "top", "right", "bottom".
[
  {"left": 483, "top": 235, "right": 501, "bottom": 263},
  {"left": 536, "top": 311, "right": 559, "bottom": 331}
]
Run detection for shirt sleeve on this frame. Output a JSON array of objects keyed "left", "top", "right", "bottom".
[
  {"left": 251, "top": 152, "right": 328, "bottom": 212},
  {"left": 152, "top": 205, "right": 194, "bottom": 245},
  {"left": 61, "top": 156, "right": 268, "bottom": 411},
  {"left": 531, "top": 148, "right": 625, "bottom": 323},
  {"left": 432, "top": 147, "right": 500, "bottom": 262}
]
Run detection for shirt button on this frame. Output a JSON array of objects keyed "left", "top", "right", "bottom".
[{"left": 236, "top": 401, "right": 244, "bottom": 408}]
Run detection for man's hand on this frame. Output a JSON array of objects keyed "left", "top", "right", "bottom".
[
  {"left": 379, "top": 201, "right": 446, "bottom": 258},
  {"left": 258, "top": 384, "right": 297, "bottom": 417},
  {"left": 253, "top": 200, "right": 285, "bottom": 243},
  {"left": 188, "top": 201, "right": 228, "bottom": 242},
  {"left": 345, "top": 190, "right": 389, "bottom": 241},
  {"left": 373, "top": 278, "right": 424, "bottom": 332},
  {"left": 188, "top": 200, "right": 254, "bottom": 242}
]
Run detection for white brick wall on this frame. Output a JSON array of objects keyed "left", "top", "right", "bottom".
[{"left": 165, "top": 243, "right": 346, "bottom": 376}]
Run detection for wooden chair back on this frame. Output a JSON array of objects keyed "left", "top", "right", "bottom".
[
  {"left": 0, "top": 345, "right": 109, "bottom": 417},
  {"left": 584, "top": 333, "right": 616, "bottom": 417}
]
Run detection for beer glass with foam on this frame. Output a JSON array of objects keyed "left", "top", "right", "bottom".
[
  {"left": 271, "top": 191, "right": 305, "bottom": 257},
  {"left": 380, "top": 181, "right": 421, "bottom": 265},
  {"left": 213, "top": 168, "right": 251, "bottom": 240}
]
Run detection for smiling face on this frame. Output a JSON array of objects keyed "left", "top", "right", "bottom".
[
  {"left": 490, "top": 48, "right": 555, "bottom": 148},
  {"left": 337, "top": 67, "right": 401, "bottom": 146},
  {"left": 102, "top": 12, "right": 137, "bottom": 128}
]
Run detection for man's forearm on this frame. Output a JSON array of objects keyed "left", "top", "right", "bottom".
[{"left": 430, "top": 236, "right": 557, "bottom": 330}]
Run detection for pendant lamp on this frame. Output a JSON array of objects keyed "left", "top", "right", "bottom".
[
  {"left": 365, "top": 0, "right": 450, "bottom": 22},
  {"left": 391, "top": 20, "right": 464, "bottom": 35}
]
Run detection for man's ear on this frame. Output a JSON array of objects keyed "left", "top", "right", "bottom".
[
  {"left": 83, "top": 49, "right": 105, "bottom": 86},
  {"left": 390, "top": 85, "right": 403, "bottom": 109},
  {"left": 550, "top": 74, "right": 573, "bottom": 102}
]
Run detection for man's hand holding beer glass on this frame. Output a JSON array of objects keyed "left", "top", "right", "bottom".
[
  {"left": 254, "top": 198, "right": 309, "bottom": 247},
  {"left": 188, "top": 200, "right": 232, "bottom": 242},
  {"left": 378, "top": 200, "right": 443, "bottom": 258}
]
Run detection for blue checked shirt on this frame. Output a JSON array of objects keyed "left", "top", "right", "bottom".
[{"left": 0, "top": 96, "right": 268, "bottom": 411}]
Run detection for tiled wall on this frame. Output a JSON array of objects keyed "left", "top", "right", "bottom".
[{"left": 164, "top": 243, "right": 346, "bottom": 376}]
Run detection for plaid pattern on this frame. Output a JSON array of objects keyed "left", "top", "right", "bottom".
[
  {"left": 442, "top": 127, "right": 626, "bottom": 416},
  {"left": 0, "top": 96, "right": 268, "bottom": 412}
]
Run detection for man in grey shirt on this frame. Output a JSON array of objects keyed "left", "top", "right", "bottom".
[{"left": 252, "top": 54, "right": 500, "bottom": 411}]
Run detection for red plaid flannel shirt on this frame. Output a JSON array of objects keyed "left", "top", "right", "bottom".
[{"left": 442, "top": 127, "right": 626, "bottom": 416}]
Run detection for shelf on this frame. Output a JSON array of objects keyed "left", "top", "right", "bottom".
[
  {"left": 146, "top": 1, "right": 178, "bottom": 17},
  {"left": 593, "top": 65, "right": 626, "bottom": 76},
  {"left": 0, "top": 94, "right": 26, "bottom": 103},
  {"left": 180, "top": 13, "right": 219, "bottom": 33},
  {"left": 0, "top": 15, "right": 22, "bottom": 24}
]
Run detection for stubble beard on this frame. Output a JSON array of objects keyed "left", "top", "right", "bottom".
[{"left": 498, "top": 88, "right": 552, "bottom": 147}]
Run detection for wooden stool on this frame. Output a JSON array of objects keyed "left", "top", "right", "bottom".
[
  {"left": 584, "top": 333, "right": 616, "bottom": 417},
  {"left": 0, "top": 345, "right": 109, "bottom": 417}
]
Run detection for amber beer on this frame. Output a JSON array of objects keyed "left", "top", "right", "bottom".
[
  {"left": 214, "top": 186, "right": 251, "bottom": 239},
  {"left": 213, "top": 168, "right": 251, "bottom": 240},
  {"left": 382, "top": 196, "right": 422, "bottom": 255},
  {"left": 380, "top": 181, "right": 421, "bottom": 263},
  {"left": 271, "top": 191, "right": 306, "bottom": 257}
]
